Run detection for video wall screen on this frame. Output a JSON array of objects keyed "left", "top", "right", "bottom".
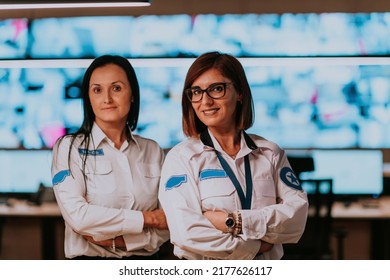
[
  {"left": 0, "top": 18, "right": 28, "bottom": 59},
  {"left": 2, "top": 13, "right": 390, "bottom": 150},
  {"left": 0, "top": 149, "right": 52, "bottom": 194},
  {"left": 300, "top": 149, "right": 383, "bottom": 197},
  {"left": 1, "top": 61, "right": 390, "bottom": 150},
  {"left": 4, "top": 13, "right": 390, "bottom": 60}
]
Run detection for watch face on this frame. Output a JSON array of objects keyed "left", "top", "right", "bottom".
[{"left": 225, "top": 217, "right": 235, "bottom": 228}]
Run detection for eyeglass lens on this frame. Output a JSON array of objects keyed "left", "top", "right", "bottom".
[{"left": 187, "top": 83, "right": 227, "bottom": 102}]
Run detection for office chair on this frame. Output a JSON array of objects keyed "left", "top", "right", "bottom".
[
  {"left": 301, "top": 178, "right": 334, "bottom": 259},
  {"left": 283, "top": 155, "right": 346, "bottom": 260}
]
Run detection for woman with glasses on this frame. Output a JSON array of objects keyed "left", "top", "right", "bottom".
[
  {"left": 159, "top": 51, "right": 308, "bottom": 260},
  {"left": 51, "top": 55, "right": 169, "bottom": 259}
]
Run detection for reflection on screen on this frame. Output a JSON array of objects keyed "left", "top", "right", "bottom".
[
  {"left": 0, "top": 18, "right": 28, "bottom": 59},
  {"left": 3, "top": 13, "right": 390, "bottom": 149},
  {"left": 0, "top": 150, "right": 53, "bottom": 194},
  {"left": 2, "top": 63, "right": 390, "bottom": 149},
  {"left": 27, "top": 14, "right": 390, "bottom": 58},
  {"left": 300, "top": 150, "right": 383, "bottom": 196}
]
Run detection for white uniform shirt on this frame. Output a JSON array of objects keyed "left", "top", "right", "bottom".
[
  {"left": 52, "top": 123, "right": 169, "bottom": 258},
  {"left": 159, "top": 129, "right": 308, "bottom": 260}
]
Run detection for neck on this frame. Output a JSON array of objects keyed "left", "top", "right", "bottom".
[
  {"left": 97, "top": 121, "right": 127, "bottom": 149},
  {"left": 210, "top": 128, "right": 241, "bottom": 159}
]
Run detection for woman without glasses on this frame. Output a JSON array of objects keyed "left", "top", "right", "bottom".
[{"left": 52, "top": 55, "right": 169, "bottom": 259}]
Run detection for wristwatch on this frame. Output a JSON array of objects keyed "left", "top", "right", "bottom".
[{"left": 225, "top": 212, "right": 235, "bottom": 233}]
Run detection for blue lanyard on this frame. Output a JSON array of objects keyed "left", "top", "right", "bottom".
[{"left": 215, "top": 151, "right": 253, "bottom": 209}]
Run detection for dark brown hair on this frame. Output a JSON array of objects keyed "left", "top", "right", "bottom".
[
  {"left": 56, "top": 55, "right": 140, "bottom": 177},
  {"left": 182, "top": 51, "right": 254, "bottom": 137}
]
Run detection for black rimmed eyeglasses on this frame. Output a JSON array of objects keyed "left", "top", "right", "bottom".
[{"left": 184, "top": 82, "right": 234, "bottom": 103}]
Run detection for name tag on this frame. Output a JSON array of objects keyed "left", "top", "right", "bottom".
[{"left": 78, "top": 148, "right": 104, "bottom": 156}]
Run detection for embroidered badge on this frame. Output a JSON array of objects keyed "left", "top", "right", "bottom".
[
  {"left": 166, "top": 175, "right": 187, "bottom": 190},
  {"left": 280, "top": 167, "right": 302, "bottom": 190},
  {"left": 199, "top": 169, "right": 227, "bottom": 181},
  {"left": 78, "top": 148, "right": 104, "bottom": 156},
  {"left": 52, "top": 170, "right": 71, "bottom": 186}
]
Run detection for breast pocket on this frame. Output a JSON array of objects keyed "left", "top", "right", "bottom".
[
  {"left": 199, "top": 178, "right": 236, "bottom": 212},
  {"left": 252, "top": 179, "right": 277, "bottom": 208},
  {"left": 140, "top": 163, "right": 161, "bottom": 195},
  {"left": 142, "top": 163, "right": 161, "bottom": 178},
  {"left": 85, "top": 160, "right": 117, "bottom": 194}
]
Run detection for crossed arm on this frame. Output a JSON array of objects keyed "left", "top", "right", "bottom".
[
  {"left": 203, "top": 210, "right": 274, "bottom": 254},
  {"left": 83, "top": 209, "right": 168, "bottom": 250},
  {"left": 83, "top": 209, "right": 273, "bottom": 254}
]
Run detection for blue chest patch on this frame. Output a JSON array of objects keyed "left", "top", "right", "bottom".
[
  {"left": 52, "top": 170, "right": 71, "bottom": 186},
  {"left": 165, "top": 175, "right": 187, "bottom": 190},
  {"left": 280, "top": 167, "right": 302, "bottom": 190},
  {"left": 199, "top": 169, "right": 227, "bottom": 181},
  {"left": 78, "top": 148, "right": 104, "bottom": 156}
]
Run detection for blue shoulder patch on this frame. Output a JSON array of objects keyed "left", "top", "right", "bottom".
[
  {"left": 200, "top": 169, "right": 227, "bottom": 181},
  {"left": 78, "top": 148, "right": 104, "bottom": 156},
  {"left": 280, "top": 167, "right": 302, "bottom": 190},
  {"left": 52, "top": 170, "right": 71, "bottom": 186},
  {"left": 166, "top": 175, "right": 187, "bottom": 190}
]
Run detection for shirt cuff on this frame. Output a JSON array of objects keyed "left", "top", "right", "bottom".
[
  {"left": 123, "top": 209, "right": 144, "bottom": 234},
  {"left": 122, "top": 230, "right": 150, "bottom": 251},
  {"left": 227, "top": 239, "right": 261, "bottom": 260},
  {"left": 240, "top": 210, "right": 267, "bottom": 240}
]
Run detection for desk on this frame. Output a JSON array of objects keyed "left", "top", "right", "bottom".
[
  {"left": 332, "top": 196, "right": 390, "bottom": 219},
  {"left": 0, "top": 200, "right": 63, "bottom": 260},
  {"left": 330, "top": 197, "right": 390, "bottom": 259},
  {"left": 0, "top": 200, "right": 61, "bottom": 217},
  {"left": 1, "top": 197, "right": 390, "bottom": 260},
  {"left": 288, "top": 196, "right": 390, "bottom": 260}
]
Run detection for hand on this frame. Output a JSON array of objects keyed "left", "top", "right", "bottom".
[
  {"left": 204, "top": 211, "right": 274, "bottom": 253},
  {"left": 259, "top": 241, "right": 274, "bottom": 253},
  {"left": 83, "top": 235, "right": 126, "bottom": 250},
  {"left": 203, "top": 210, "right": 228, "bottom": 232},
  {"left": 83, "top": 235, "right": 111, "bottom": 247},
  {"left": 142, "top": 209, "right": 168, "bottom": 230}
]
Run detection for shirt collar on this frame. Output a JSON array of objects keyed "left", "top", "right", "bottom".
[
  {"left": 90, "top": 123, "right": 106, "bottom": 147},
  {"left": 129, "top": 131, "right": 141, "bottom": 151},
  {"left": 200, "top": 129, "right": 258, "bottom": 158}
]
